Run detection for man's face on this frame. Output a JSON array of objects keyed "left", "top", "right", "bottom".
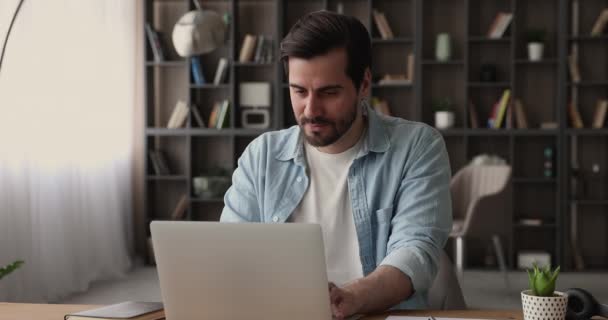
[{"left": 288, "top": 48, "right": 363, "bottom": 147}]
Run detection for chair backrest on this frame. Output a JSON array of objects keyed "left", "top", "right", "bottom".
[
  {"left": 428, "top": 250, "right": 467, "bottom": 310},
  {"left": 450, "top": 164, "right": 511, "bottom": 221}
]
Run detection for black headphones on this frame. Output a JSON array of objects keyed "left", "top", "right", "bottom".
[{"left": 565, "top": 288, "right": 608, "bottom": 320}]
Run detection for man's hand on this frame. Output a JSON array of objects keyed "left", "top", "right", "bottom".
[
  {"left": 328, "top": 266, "right": 414, "bottom": 319},
  {"left": 329, "top": 282, "right": 362, "bottom": 319}
]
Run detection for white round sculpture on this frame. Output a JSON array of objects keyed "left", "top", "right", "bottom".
[{"left": 172, "top": 10, "right": 226, "bottom": 57}]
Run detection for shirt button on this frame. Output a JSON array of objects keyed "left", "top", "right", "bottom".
[
  {"left": 272, "top": 216, "right": 279, "bottom": 222},
  {"left": 296, "top": 176, "right": 302, "bottom": 183}
]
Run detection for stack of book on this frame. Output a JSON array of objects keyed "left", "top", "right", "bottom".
[{"left": 238, "top": 34, "right": 274, "bottom": 63}]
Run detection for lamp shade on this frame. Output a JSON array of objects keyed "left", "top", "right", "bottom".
[{"left": 172, "top": 10, "right": 226, "bottom": 57}]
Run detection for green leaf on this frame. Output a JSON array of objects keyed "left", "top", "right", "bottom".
[{"left": 0, "top": 260, "right": 24, "bottom": 280}]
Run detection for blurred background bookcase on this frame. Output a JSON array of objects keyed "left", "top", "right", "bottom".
[{"left": 143, "top": 0, "right": 608, "bottom": 271}]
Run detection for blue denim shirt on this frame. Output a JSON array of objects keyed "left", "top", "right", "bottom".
[{"left": 220, "top": 107, "right": 453, "bottom": 309}]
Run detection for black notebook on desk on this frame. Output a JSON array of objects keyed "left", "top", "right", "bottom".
[{"left": 64, "top": 301, "right": 164, "bottom": 320}]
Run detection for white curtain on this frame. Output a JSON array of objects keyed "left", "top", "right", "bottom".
[{"left": 0, "top": 0, "right": 135, "bottom": 302}]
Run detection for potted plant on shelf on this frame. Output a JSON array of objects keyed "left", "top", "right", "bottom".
[
  {"left": 526, "top": 29, "right": 546, "bottom": 62},
  {"left": 0, "top": 260, "right": 24, "bottom": 281},
  {"left": 521, "top": 264, "right": 568, "bottom": 320},
  {"left": 433, "top": 98, "right": 455, "bottom": 129}
]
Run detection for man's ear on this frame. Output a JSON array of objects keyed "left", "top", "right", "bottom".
[{"left": 359, "top": 68, "right": 372, "bottom": 98}]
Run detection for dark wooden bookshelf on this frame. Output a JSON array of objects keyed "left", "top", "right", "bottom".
[{"left": 143, "top": 0, "right": 608, "bottom": 270}]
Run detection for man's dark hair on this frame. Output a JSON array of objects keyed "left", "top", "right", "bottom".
[{"left": 280, "top": 11, "right": 372, "bottom": 91}]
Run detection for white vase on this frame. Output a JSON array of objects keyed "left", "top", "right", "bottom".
[
  {"left": 434, "top": 111, "right": 455, "bottom": 129},
  {"left": 528, "top": 43, "right": 544, "bottom": 61},
  {"left": 435, "top": 33, "right": 451, "bottom": 62},
  {"left": 521, "top": 290, "right": 568, "bottom": 320}
]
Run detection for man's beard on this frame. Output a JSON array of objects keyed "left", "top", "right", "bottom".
[{"left": 298, "top": 102, "right": 358, "bottom": 147}]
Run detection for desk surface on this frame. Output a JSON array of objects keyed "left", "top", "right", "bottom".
[{"left": 0, "top": 303, "right": 522, "bottom": 320}]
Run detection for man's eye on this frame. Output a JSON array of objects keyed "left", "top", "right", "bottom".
[{"left": 323, "top": 90, "right": 338, "bottom": 95}]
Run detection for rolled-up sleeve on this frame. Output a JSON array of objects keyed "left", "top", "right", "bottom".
[{"left": 379, "top": 129, "right": 453, "bottom": 293}]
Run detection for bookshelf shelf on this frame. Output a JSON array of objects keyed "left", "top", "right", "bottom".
[
  {"left": 191, "top": 197, "right": 225, "bottom": 203},
  {"left": 514, "top": 223, "right": 557, "bottom": 229},
  {"left": 422, "top": 60, "right": 465, "bottom": 66},
  {"left": 146, "top": 175, "right": 188, "bottom": 181},
  {"left": 566, "top": 129, "right": 608, "bottom": 136},
  {"left": 468, "top": 37, "right": 511, "bottom": 43},
  {"left": 513, "top": 178, "right": 557, "bottom": 184},
  {"left": 568, "top": 35, "right": 608, "bottom": 42},
  {"left": 233, "top": 62, "right": 275, "bottom": 67},
  {"left": 571, "top": 200, "right": 608, "bottom": 206},
  {"left": 468, "top": 82, "right": 511, "bottom": 88},
  {"left": 190, "top": 84, "right": 231, "bottom": 89},
  {"left": 371, "top": 37, "right": 414, "bottom": 44},
  {"left": 567, "top": 81, "right": 608, "bottom": 87},
  {"left": 514, "top": 59, "right": 559, "bottom": 65},
  {"left": 145, "top": 61, "right": 188, "bottom": 67},
  {"left": 372, "top": 83, "right": 413, "bottom": 88}
]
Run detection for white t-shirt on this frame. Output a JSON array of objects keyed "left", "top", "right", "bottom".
[{"left": 288, "top": 135, "right": 365, "bottom": 286}]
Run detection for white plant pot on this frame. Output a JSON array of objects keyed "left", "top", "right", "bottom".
[
  {"left": 528, "top": 43, "right": 544, "bottom": 61},
  {"left": 521, "top": 290, "right": 568, "bottom": 320},
  {"left": 435, "top": 111, "right": 455, "bottom": 129}
]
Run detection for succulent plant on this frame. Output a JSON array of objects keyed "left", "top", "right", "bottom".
[
  {"left": 0, "top": 260, "right": 24, "bottom": 280},
  {"left": 527, "top": 264, "right": 560, "bottom": 296}
]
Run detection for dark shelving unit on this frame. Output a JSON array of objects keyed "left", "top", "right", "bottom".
[{"left": 143, "top": 0, "right": 608, "bottom": 270}]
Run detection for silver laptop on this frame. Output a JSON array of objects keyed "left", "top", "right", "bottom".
[{"left": 151, "top": 221, "right": 332, "bottom": 320}]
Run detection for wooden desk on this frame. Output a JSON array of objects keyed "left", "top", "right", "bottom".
[{"left": 0, "top": 303, "right": 522, "bottom": 320}]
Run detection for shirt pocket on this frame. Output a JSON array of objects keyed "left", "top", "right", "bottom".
[{"left": 374, "top": 206, "right": 393, "bottom": 260}]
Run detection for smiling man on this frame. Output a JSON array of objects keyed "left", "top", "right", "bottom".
[{"left": 220, "top": 11, "right": 452, "bottom": 319}]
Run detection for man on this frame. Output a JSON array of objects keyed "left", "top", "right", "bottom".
[{"left": 220, "top": 11, "right": 452, "bottom": 319}]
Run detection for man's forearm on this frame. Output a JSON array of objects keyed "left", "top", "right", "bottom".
[{"left": 349, "top": 265, "right": 413, "bottom": 313}]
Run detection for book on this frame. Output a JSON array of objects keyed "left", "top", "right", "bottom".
[
  {"left": 167, "top": 100, "right": 189, "bottom": 128},
  {"left": 253, "top": 35, "right": 265, "bottom": 63},
  {"left": 514, "top": 99, "right": 528, "bottom": 129},
  {"left": 148, "top": 150, "right": 170, "bottom": 175},
  {"left": 190, "top": 104, "right": 206, "bottom": 128},
  {"left": 493, "top": 89, "right": 511, "bottom": 129},
  {"left": 191, "top": 57, "right": 205, "bottom": 85},
  {"left": 468, "top": 100, "right": 479, "bottom": 129},
  {"left": 505, "top": 101, "right": 513, "bottom": 129},
  {"left": 213, "top": 58, "right": 228, "bottom": 85},
  {"left": 170, "top": 194, "right": 189, "bottom": 220},
  {"left": 568, "top": 101, "right": 584, "bottom": 129},
  {"left": 216, "top": 100, "right": 231, "bottom": 129},
  {"left": 590, "top": 9, "right": 608, "bottom": 36},
  {"left": 568, "top": 49, "right": 581, "bottom": 83},
  {"left": 378, "top": 74, "right": 409, "bottom": 84},
  {"left": 372, "top": 10, "right": 393, "bottom": 39},
  {"left": 208, "top": 102, "right": 221, "bottom": 128},
  {"left": 406, "top": 53, "right": 415, "bottom": 82},
  {"left": 487, "top": 12, "right": 513, "bottom": 39},
  {"left": 64, "top": 301, "right": 164, "bottom": 320},
  {"left": 145, "top": 23, "right": 164, "bottom": 62},
  {"left": 238, "top": 34, "right": 257, "bottom": 62},
  {"left": 592, "top": 99, "right": 608, "bottom": 128}
]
